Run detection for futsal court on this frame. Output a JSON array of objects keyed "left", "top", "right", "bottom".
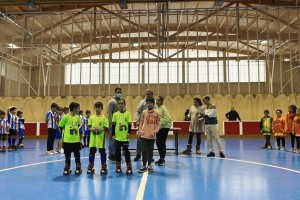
[{"left": 1, "top": 136, "right": 300, "bottom": 200}]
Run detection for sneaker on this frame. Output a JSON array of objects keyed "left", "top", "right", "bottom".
[
  {"left": 207, "top": 152, "right": 215, "bottom": 157},
  {"left": 289, "top": 148, "right": 295, "bottom": 152},
  {"left": 267, "top": 146, "right": 272, "bottom": 150},
  {"left": 51, "top": 150, "right": 58, "bottom": 154},
  {"left": 46, "top": 151, "right": 54, "bottom": 155},
  {"left": 147, "top": 165, "right": 154, "bottom": 172},
  {"left": 275, "top": 146, "right": 280, "bottom": 150},
  {"left": 108, "top": 155, "right": 116, "bottom": 162},
  {"left": 138, "top": 166, "right": 147, "bottom": 173},
  {"left": 134, "top": 155, "right": 141, "bottom": 161},
  {"left": 219, "top": 152, "right": 225, "bottom": 158},
  {"left": 59, "top": 148, "right": 64, "bottom": 154},
  {"left": 280, "top": 147, "right": 285, "bottom": 151},
  {"left": 155, "top": 159, "right": 165, "bottom": 166}
]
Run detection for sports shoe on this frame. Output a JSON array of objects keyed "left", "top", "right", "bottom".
[
  {"left": 267, "top": 146, "right": 272, "bottom": 150},
  {"left": 134, "top": 155, "right": 141, "bottom": 161},
  {"left": 108, "top": 155, "right": 116, "bottom": 162},
  {"left": 147, "top": 165, "right": 154, "bottom": 172},
  {"left": 155, "top": 159, "right": 165, "bottom": 166},
  {"left": 51, "top": 150, "right": 58, "bottom": 154},
  {"left": 59, "top": 148, "right": 64, "bottom": 153},
  {"left": 207, "top": 152, "right": 215, "bottom": 157},
  {"left": 138, "top": 166, "right": 147, "bottom": 173},
  {"left": 280, "top": 147, "right": 285, "bottom": 151},
  {"left": 275, "top": 146, "right": 280, "bottom": 150},
  {"left": 46, "top": 151, "right": 55, "bottom": 155},
  {"left": 219, "top": 152, "right": 225, "bottom": 158}
]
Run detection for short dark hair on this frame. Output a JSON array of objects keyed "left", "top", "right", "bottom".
[
  {"left": 17, "top": 111, "right": 23, "bottom": 116},
  {"left": 9, "top": 106, "right": 17, "bottom": 112},
  {"left": 288, "top": 104, "right": 297, "bottom": 113},
  {"left": 203, "top": 96, "right": 210, "bottom": 101},
  {"left": 86, "top": 110, "right": 91, "bottom": 115},
  {"left": 94, "top": 102, "right": 103, "bottom": 109},
  {"left": 194, "top": 97, "right": 202, "bottom": 106},
  {"left": 115, "top": 87, "right": 122, "bottom": 93},
  {"left": 264, "top": 109, "right": 269, "bottom": 114},
  {"left": 63, "top": 107, "right": 69, "bottom": 112},
  {"left": 69, "top": 102, "right": 80, "bottom": 112},
  {"left": 79, "top": 110, "right": 83, "bottom": 114},
  {"left": 0, "top": 110, "right": 5, "bottom": 115},
  {"left": 118, "top": 98, "right": 126, "bottom": 105},
  {"left": 51, "top": 103, "right": 59, "bottom": 109},
  {"left": 276, "top": 109, "right": 282, "bottom": 114},
  {"left": 146, "top": 97, "right": 155, "bottom": 104}
]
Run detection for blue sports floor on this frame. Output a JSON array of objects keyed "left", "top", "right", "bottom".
[{"left": 1, "top": 137, "right": 300, "bottom": 200}]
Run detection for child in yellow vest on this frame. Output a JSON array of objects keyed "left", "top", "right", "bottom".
[
  {"left": 112, "top": 99, "right": 133, "bottom": 174},
  {"left": 87, "top": 102, "right": 109, "bottom": 174}
]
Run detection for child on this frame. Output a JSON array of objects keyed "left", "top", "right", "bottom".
[
  {"left": 83, "top": 110, "right": 91, "bottom": 147},
  {"left": 292, "top": 108, "right": 300, "bottom": 153},
  {"left": 45, "top": 103, "right": 59, "bottom": 155},
  {"left": 285, "top": 104, "right": 297, "bottom": 152},
  {"left": 182, "top": 98, "right": 205, "bottom": 155},
  {"left": 7, "top": 106, "right": 18, "bottom": 151},
  {"left": 59, "top": 102, "right": 82, "bottom": 175},
  {"left": 155, "top": 96, "right": 172, "bottom": 166},
  {"left": 112, "top": 99, "right": 133, "bottom": 174},
  {"left": 55, "top": 107, "right": 64, "bottom": 153},
  {"left": 260, "top": 109, "right": 273, "bottom": 150},
  {"left": 272, "top": 109, "right": 286, "bottom": 150},
  {"left": 87, "top": 102, "right": 109, "bottom": 174},
  {"left": 138, "top": 97, "right": 161, "bottom": 173},
  {"left": 16, "top": 111, "right": 25, "bottom": 149},
  {"left": 0, "top": 110, "right": 8, "bottom": 152}
]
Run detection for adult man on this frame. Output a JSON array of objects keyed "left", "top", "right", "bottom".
[
  {"left": 134, "top": 89, "right": 156, "bottom": 161},
  {"left": 201, "top": 96, "right": 225, "bottom": 158},
  {"left": 225, "top": 107, "right": 241, "bottom": 121},
  {"left": 107, "top": 87, "right": 123, "bottom": 162}
]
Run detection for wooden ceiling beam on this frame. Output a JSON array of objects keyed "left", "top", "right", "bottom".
[
  {"left": 0, "top": 0, "right": 296, "bottom": 7},
  {"left": 13, "top": 33, "right": 300, "bottom": 45}
]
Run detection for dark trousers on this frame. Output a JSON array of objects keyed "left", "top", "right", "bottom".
[
  {"left": 141, "top": 138, "right": 155, "bottom": 166},
  {"left": 63, "top": 142, "right": 81, "bottom": 165},
  {"left": 276, "top": 137, "right": 285, "bottom": 148},
  {"left": 188, "top": 132, "right": 201, "bottom": 145},
  {"left": 156, "top": 128, "right": 170, "bottom": 159},
  {"left": 296, "top": 136, "right": 300, "bottom": 149},
  {"left": 289, "top": 133, "right": 296, "bottom": 148},
  {"left": 47, "top": 128, "right": 57, "bottom": 151},
  {"left": 115, "top": 140, "right": 131, "bottom": 163},
  {"left": 264, "top": 135, "right": 271, "bottom": 147}
]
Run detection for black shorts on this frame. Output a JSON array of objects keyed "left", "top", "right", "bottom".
[
  {"left": 0, "top": 134, "right": 6, "bottom": 141},
  {"left": 8, "top": 129, "right": 17, "bottom": 136}
]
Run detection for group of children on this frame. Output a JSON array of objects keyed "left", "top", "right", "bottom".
[
  {"left": 56, "top": 96, "right": 160, "bottom": 176},
  {"left": 260, "top": 104, "right": 300, "bottom": 152},
  {"left": 0, "top": 107, "right": 25, "bottom": 152}
]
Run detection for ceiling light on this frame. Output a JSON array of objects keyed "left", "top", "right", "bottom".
[
  {"left": 260, "top": 40, "right": 268, "bottom": 45},
  {"left": 284, "top": 58, "right": 290, "bottom": 62},
  {"left": 8, "top": 43, "right": 18, "bottom": 48},
  {"left": 132, "top": 43, "right": 139, "bottom": 47},
  {"left": 70, "top": 44, "right": 78, "bottom": 48},
  {"left": 197, "top": 41, "right": 202, "bottom": 45}
]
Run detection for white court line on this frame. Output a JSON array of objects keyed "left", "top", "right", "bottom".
[
  {"left": 135, "top": 171, "right": 149, "bottom": 200},
  {"left": 179, "top": 155, "right": 300, "bottom": 174}
]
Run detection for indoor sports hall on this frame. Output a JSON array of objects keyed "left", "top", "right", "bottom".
[{"left": 0, "top": 1, "right": 300, "bottom": 200}]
